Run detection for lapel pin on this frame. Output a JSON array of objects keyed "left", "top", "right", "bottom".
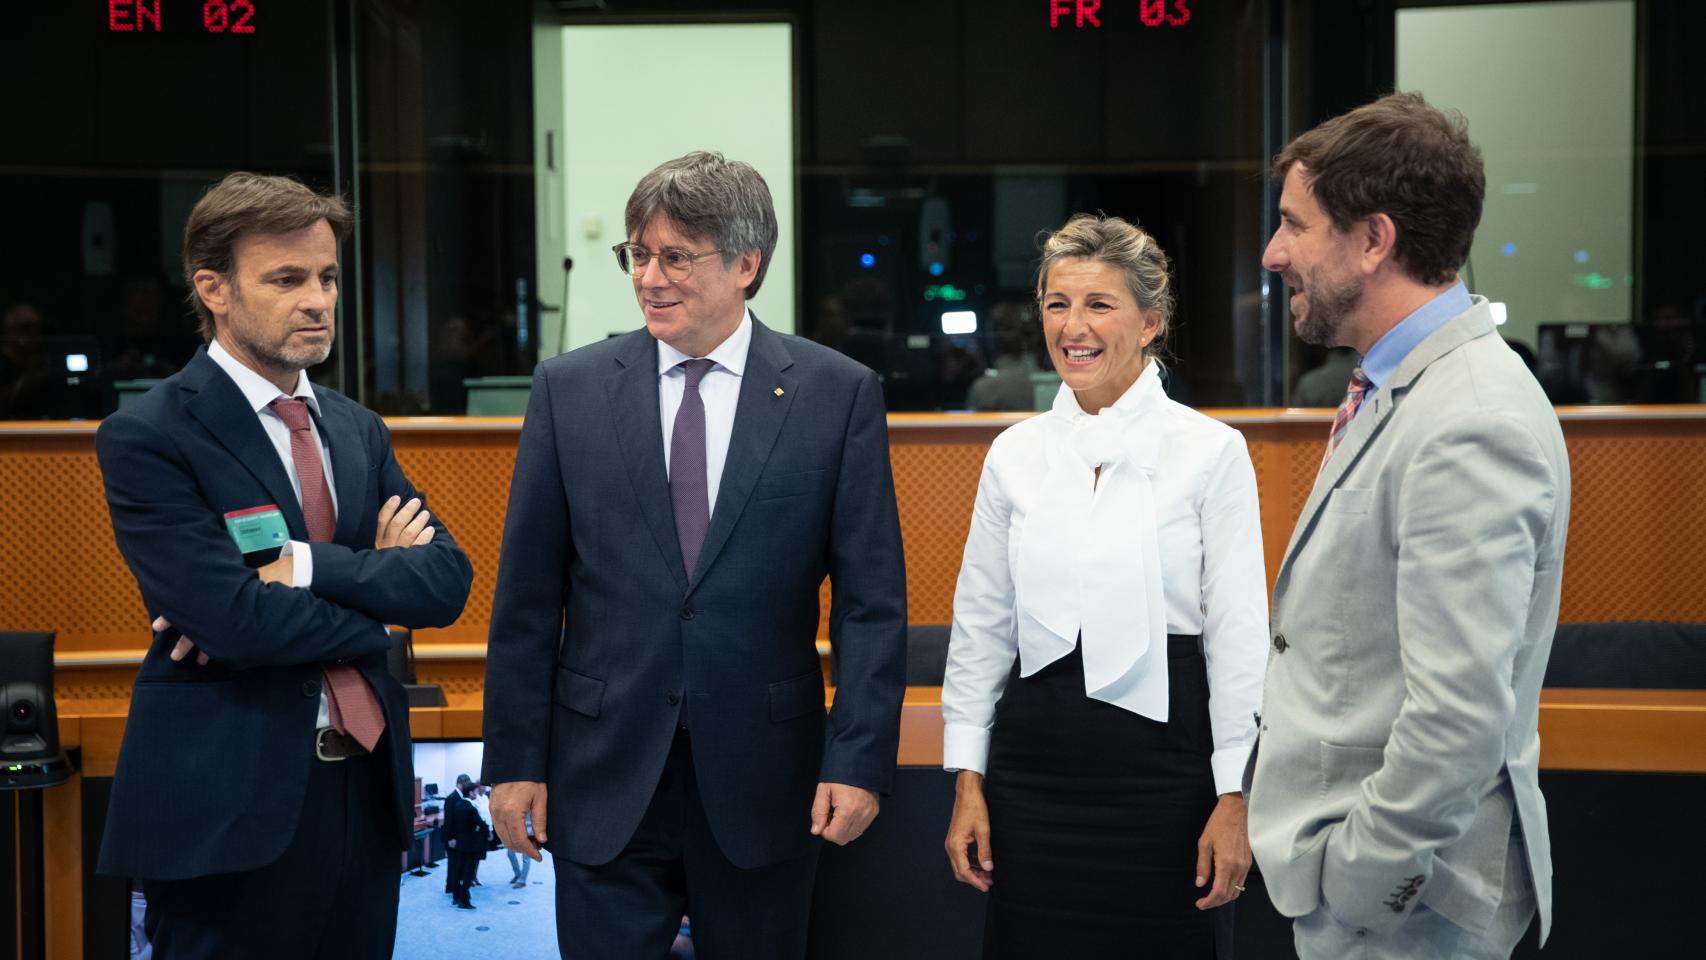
[{"left": 773, "top": 387, "right": 785, "bottom": 397}]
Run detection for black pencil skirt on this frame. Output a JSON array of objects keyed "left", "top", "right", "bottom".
[{"left": 982, "top": 636, "right": 1219, "bottom": 959}]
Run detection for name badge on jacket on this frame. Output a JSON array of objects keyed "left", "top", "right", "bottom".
[{"left": 223, "top": 505, "right": 289, "bottom": 554}]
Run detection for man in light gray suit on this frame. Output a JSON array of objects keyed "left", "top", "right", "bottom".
[{"left": 1247, "top": 92, "right": 1570, "bottom": 958}]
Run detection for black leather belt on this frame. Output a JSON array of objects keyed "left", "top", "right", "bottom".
[{"left": 315, "top": 727, "right": 368, "bottom": 761}]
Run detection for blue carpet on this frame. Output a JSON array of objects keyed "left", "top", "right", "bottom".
[{"left": 392, "top": 853, "right": 559, "bottom": 955}]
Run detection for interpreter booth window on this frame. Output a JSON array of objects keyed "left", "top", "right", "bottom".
[
  {"left": 354, "top": 0, "right": 540, "bottom": 416},
  {"left": 0, "top": 1, "right": 543, "bottom": 420},
  {"left": 0, "top": 1, "right": 341, "bottom": 420},
  {"left": 531, "top": 1, "right": 1271, "bottom": 411},
  {"left": 799, "top": 1, "right": 1271, "bottom": 410},
  {"left": 1288, "top": 0, "right": 1704, "bottom": 406},
  {"left": 536, "top": 19, "right": 798, "bottom": 364}
]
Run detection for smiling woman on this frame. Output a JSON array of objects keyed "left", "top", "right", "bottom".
[
  {"left": 1035, "top": 215, "right": 1174, "bottom": 415},
  {"left": 941, "top": 211, "right": 1270, "bottom": 958}
]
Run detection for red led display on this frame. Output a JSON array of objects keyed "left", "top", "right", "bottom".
[
  {"left": 106, "top": 0, "right": 258, "bottom": 34},
  {"left": 204, "top": 0, "right": 256, "bottom": 34},
  {"left": 1048, "top": 0, "right": 1102, "bottom": 29},
  {"left": 108, "top": 0, "right": 161, "bottom": 32},
  {"left": 1140, "top": 0, "right": 1192, "bottom": 27},
  {"left": 1049, "top": 0, "right": 1191, "bottom": 29}
]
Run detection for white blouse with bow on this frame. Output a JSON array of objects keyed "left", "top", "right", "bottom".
[{"left": 941, "top": 363, "right": 1269, "bottom": 794}]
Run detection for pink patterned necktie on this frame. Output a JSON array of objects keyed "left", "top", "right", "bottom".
[
  {"left": 1320, "top": 367, "right": 1373, "bottom": 471},
  {"left": 269, "top": 397, "right": 386, "bottom": 752}
]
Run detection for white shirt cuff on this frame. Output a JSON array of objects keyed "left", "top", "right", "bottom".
[
  {"left": 282, "top": 541, "right": 314, "bottom": 587},
  {"left": 943, "top": 723, "right": 993, "bottom": 775},
  {"left": 1211, "top": 742, "right": 1253, "bottom": 795}
]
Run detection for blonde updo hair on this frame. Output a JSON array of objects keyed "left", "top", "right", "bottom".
[{"left": 1035, "top": 213, "right": 1174, "bottom": 362}]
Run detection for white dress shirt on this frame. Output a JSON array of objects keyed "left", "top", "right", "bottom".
[
  {"left": 207, "top": 340, "right": 337, "bottom": 587},
  {"left": 942, "top": 362, "right": 1269, "bottom": 793},
  {"left": 657, "top": 310, "right": 752, "bottom": 513},
  {"left": 206, "top": 340, "right": 339, "bottom": 727}
]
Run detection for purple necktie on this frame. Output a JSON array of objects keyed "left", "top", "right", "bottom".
[{"left": 670, "top": 359, "right": 715, "bottom": 578}]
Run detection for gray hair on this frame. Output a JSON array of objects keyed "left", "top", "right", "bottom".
[
  {"left": 624, "top": 151, "right": 780, "bottom": 299},
  {"left": 1035, "top": 213, "right": 1174, "bottom": 362}
]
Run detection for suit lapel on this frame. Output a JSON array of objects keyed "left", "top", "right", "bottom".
[
  {"left": 689, "top": 318, "right": 796, "bottom": 594},
  {"left": 314, "top": 396, "right": 370, "bottom": 546},
  {"left": 1274, "top": 301, "right": 1499, "bottom": 596},
  {"left": 1277, "top": 390, "right": 1393, "bottom": 576},
  {"left": 605, "top": 330, "right": 690, "bottom": 593},
  {"left": 180, "top": 349, "right": 310, "bottom": 538}
]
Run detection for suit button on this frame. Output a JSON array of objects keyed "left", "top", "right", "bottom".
[
  {"left": 1272, "top": 634, "right": 1288, "bottom": 653},
  {"left": 680, "top": 606, "right": 696, "bottom": 621},
  {"left": 301, "top": 679, "right": 321, "bottom": 698},
  {"left": 666, "top": 690, "right": 681, "bottom": 706}
]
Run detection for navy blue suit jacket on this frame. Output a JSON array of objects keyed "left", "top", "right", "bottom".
[
  {"left": 443, "top": 791, "right": 488, "bottom": 855},
  {"left": 95, "top": 346, "right": 473, "bottom": 881},
  {"left": 481, "top": 318, "right": 907, "bottom": 869}
]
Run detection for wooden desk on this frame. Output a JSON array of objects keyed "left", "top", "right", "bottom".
[
  {"left": 14, "top": 407, "right": 1706, "bottom": 661},
  {"left": 877, "top": 686, "right": 1706, "bottom": 773},
  {"left": 1530, "top": 688, "right": 1706, "bottom": 772},
  {"left": 56, "top": 685, "right": 1706, "bottom": 779}
]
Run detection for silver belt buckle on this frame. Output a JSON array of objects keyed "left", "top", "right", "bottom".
[{"left": 315, "top": 727, "right": 347, "bottom": 762}]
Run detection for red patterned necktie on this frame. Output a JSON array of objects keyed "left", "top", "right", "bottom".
[
  {"left": 1320, "top": 367, "right": 1373, "bottom": 472},
  {"left": 269, "top": 397, "right": 386, "bottom": 751}
]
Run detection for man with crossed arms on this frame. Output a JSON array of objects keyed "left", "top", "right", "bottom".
[{"left": 97, "top": 172, "right": 472, "bottom": 958}]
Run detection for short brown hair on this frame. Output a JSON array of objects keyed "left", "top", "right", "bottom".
[
  {"left": 1035, "top": 213, "right": 1175, "bottom": 363},
  {"left": 1273, "top": 91, "right": 1484, "bottom": 286},
  {"left": 183, "top": 172, "right": 353, "bottom": 340}
]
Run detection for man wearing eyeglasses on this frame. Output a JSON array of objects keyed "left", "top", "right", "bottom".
[{"left": 482, "top": 151, "right": 907, "bottom": 959}]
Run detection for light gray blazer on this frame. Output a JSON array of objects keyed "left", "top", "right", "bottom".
[{"left": 1246, "top": 299, "right": 1569, "bottom": 945}]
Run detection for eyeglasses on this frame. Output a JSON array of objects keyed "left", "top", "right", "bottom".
[{"left": 611, "top": 242, "right": 725, "bottom": 282}]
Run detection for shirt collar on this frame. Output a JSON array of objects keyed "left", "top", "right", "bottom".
[
  {"left": 207, "top": 339, "right": 321, "bottom": 416},
  {"left": 1052, "top": 357, "right": 1166, "bottom": 422},
  {"left": 656, "top": 309, "right": 753, "bottom": 379},
  {"left": 1359, "top": 282, "right": 1473, "bottom": 392}
]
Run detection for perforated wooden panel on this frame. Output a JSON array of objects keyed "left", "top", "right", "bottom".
[
  {"left": 813, "top": 432, "right": 992, "bottom": 640},
  {"left": 0, "top": 437, "right": 148, "bottom": 652},
  {"left": 1235, "top": 422, "right": 1326, "bottom": 588},
  {"left": 51, "top": 668, "right": 138, "bottom": 714},
  {"left": 11, "top": 409, "right": 1706, "bottom": 705},
  {"left": 388, "top": 431, "right": 518, "bottom": 647},
  {"left": 1556, "top": 422, "right": 1706, "bottom": 622},
  {"left": 890, "top": 437, "right": 991, "bottom": 625},
  {"left": 415, "top": 660, "right": 489, "bottom": 709}
]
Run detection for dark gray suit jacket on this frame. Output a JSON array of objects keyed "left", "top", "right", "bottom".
[{"left": 481, "top": 317, "right": 907, "bottom": 869}]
